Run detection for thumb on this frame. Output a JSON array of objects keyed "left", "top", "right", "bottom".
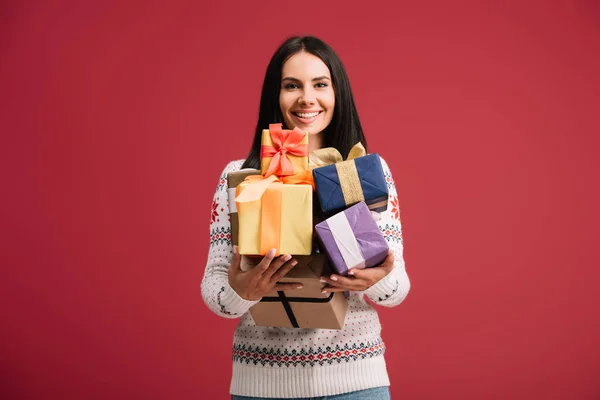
[
  {"left": 348, "top": 251, "right": 395, "bottom": 276},
  {"left": 347, "top": 267, "right": 366, "bottom": 278},
  {"left": 382, "top": 250, "right": 395, "bottom": 272},
  {"left": 229, "top": 245, "right": 243, "bottom": 275}
]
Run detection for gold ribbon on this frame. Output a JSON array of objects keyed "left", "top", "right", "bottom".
[
  {"left": 308, "top": 142, "right": 366, "bottom": 169},
  {"left": 335, "top": 161, "right": 365, "bottom": 205}
]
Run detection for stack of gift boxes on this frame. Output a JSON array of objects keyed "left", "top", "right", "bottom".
[{"left": 227, "top": 123, "right": 390, "bottom": 330}]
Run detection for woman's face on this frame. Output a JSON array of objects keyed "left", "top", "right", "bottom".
[{"left": 279, "top": 51, "right": 335, "bottom": 137}]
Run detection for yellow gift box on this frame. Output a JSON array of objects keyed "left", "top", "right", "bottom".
[
  {"left": 260, "top": 123, "right": 309, "bottom": 177},
  {"left": 235, "top": 175, "right": 313, "bottom": 256}
]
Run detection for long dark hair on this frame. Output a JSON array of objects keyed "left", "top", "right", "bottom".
[{"left": 241, "top": 36, "right": 368, "bottom": 169}]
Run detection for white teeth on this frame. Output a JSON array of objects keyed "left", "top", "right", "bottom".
[{"left": 295, "top": 112, "right": 319, "bottom": 119}]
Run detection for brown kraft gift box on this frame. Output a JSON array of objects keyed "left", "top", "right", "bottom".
[
  {"left": 226, "top": 169, "right": 262, "bottom": 246},
  {"left": 241, "top": 254, "right": 348, "bottom": 330}
]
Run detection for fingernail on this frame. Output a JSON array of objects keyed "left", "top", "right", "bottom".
[
  {"left": 233, "top": 245, "right": 238, "bottom": 254},
  {"left": 284, "top": 254, "right": 292, "bottom": 261},
  {"left": 330, "top": 275, "right": 338, "bottom": 281},
  {"left": 348, "top": 270, "right": 355, "bottom": 276},
  {"left": 321, "top": 289, "right": 327, "bottom": 293},
  {"left": 319, "top": 279, "right": 326, "bottom": 283},
  {"left": 269, "top": 248, "right": 277, "bottom": 257},
  {"left": 296, "top": 285, "right": 303, "bottom": 289},
  {"left": 291, "top": 260, "right": 298, "bottom": 266}
]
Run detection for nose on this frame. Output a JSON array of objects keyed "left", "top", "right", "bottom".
[{"left": 298, "top": 87, "right": 316, "bottom": 106}]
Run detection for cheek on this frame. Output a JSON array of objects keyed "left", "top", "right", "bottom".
[
  {"left": 325, "top": 90, "right": 335, "bottom": 110},
  {"left": 279, "top": 93, "right": 293, "bottom": 111}
]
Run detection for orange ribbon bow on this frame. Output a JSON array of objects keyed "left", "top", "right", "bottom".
[{"left": 260, "top": 123, "right": 308, "bottom": 177}]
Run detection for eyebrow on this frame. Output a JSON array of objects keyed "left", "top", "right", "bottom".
[{"left": 281, "top": 76, "right": 331, "bottom": 82}]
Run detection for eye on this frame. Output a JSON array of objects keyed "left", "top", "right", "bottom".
[
  {"left": 315, "top": 82, "right": 328, "bottom": 88},
  {"left": 284, "top": 83, "right": 299, "bottom": 89}
]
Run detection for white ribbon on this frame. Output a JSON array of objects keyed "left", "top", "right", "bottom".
[
  {"left": 327, "top": 212, "right": 366, "bottom": 270},
  {"left": 228, "top": 188, "right": 237, "bottom": 214}
]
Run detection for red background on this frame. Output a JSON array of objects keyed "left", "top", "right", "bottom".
[{"left": 2, "top": 1, "right": 599, "bottom": 399}]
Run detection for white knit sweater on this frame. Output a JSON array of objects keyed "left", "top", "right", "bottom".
[{"left": 201, "top": 157, "right": 411, "bottom": 398}]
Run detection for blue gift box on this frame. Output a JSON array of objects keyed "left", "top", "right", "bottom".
[{"left": 312, "top": 153, "right": 388, "bottom": 215}]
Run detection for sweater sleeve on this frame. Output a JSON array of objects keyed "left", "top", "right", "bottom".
[
  {"left": 362, "top": 157, "right": 411, "bottom": 307},
  {"left": 200, "top": 160, "right": 260, "bottom": 318}
]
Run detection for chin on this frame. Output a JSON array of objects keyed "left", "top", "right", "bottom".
[{"left": 306, "top": 128, "right": 324, "bottom": 136}]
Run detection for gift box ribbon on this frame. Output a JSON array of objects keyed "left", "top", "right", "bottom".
[
  {"left": 261, "top": 123, "right": 308, "bottom": 177},
  {"left": 235, "top": 174, "right": 313, "bottom": 256},
  {"left": 308, "top": 142, "right": 366, "bottom": 169},
  {"left": 310, "top": 142, "right": 368, "bottom": 207},
  {"left": 327, "top": 211, "right": 366, "bottom": 270},
  {"left": 234, "top": 173, "right": 314, "bottom": 203},
  {"left": 260, "top": 291, "right": 335, "bottom": 328}
]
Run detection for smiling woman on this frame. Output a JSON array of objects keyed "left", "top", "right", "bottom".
[{"left": 201, "top": 36, "right": 411, "bottom": 400}]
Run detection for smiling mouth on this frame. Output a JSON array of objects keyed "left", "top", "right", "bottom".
[{"left": 292, "top": 111, "right": 323, "bottom": 119}]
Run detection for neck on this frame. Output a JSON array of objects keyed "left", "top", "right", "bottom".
[{"left": 308, "top": 132, "right": 324, "bottom": 153}]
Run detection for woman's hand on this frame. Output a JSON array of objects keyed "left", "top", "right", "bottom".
[
  {"left": 228, "top": 246, "right": 302, "bottom": 301},
  {"left": 319, "top": 250, "right": 395, "bottom": 293}
]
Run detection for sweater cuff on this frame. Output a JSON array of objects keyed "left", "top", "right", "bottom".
[
  {"left": 362, "top": 270, "right": 399, "bottom": 303},
  {"left": 219, "top": 285, "right": 261, "bottom": 316}
]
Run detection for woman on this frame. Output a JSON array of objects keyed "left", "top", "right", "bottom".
[{"left": 201, "top": 36, "right": 411, "bottom": 400}]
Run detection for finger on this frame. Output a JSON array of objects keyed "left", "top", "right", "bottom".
[
  {"left": 319, "top": 275, "right": 363, "bottom": 291},
  {"left": 320, "top": 286, "right": 350, "bottom": 293},
  {"left": 252, "top": 248, "right": 278, "bottom": 276},
  {"left": 269, "top": 258, "right": 298, "bottom": 283},
  {"left": 229, "top": 245, "right": 242, "bottom": 276},
  {"left": 264, "top": 253, "right": 293, "bottom": 280},
  {"left": 347, "top": 267, "right": 363, "bottom": 278},
  {"left": 343, "top": 269, "right": 384, "bottom": 288},
  {"left": 347, "top": 267, "right": 380, "bottom": 279},
  {"left": 273, "top": 282, "right": 304, "bottom": 291},
  {"left": 348, "top": 251, "right": 395, "bottom": 277}
]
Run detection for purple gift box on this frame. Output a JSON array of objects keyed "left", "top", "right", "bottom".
[{"left": 315, "top": 202, "right": 389, "bottom": 276}]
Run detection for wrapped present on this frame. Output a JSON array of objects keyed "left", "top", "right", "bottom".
[
  {"left": 235, "top": 175, "right": 313, "bottom": 256},
  {"left": 242, "top": 254, "right": 348, "bottom": 329},
  {"left": 227, "top": 169, "right": 262, "bottom": 246},
  {"left": 311, "top": 143, "right": 388, "bottom": 215},
  {"left": 315, "top": 201, "right": 389, "bottom": 276},
  {"left": 260, "top": 123, "right": 309, "bottom": 177}
]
